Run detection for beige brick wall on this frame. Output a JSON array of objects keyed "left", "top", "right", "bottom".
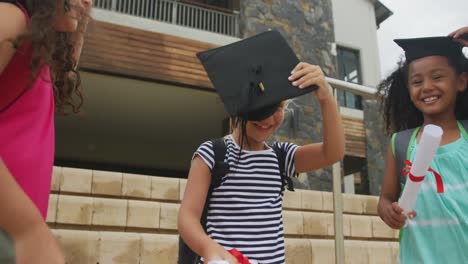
[{"left": 50, "top": 167, "right": 399, "bottom": 264}]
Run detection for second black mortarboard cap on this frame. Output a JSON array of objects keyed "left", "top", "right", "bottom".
[
  {"left": 394, "top": 36, "right": 464, "bottom": 64},
  {"left": 197, "top": 30, "right": 318, "bottom": 121}
]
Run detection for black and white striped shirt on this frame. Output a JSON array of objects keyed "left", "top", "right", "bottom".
[{"left": 195, "top": 135, "right": 298, "bottom": 264}]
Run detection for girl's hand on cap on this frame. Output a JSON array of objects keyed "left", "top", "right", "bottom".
[
  {"left": 449, "top": 26, "right": 468, "bottom": 46},
  {"left": 289, "top": 62, "right": 332, "bottom": 101}
]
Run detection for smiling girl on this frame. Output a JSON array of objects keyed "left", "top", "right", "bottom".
[
  {"left": 377, "top": 36, "right": 468, "bottom": 263},
  {"left": 179, "top": 60, "right": 345, "bottom": 264}
]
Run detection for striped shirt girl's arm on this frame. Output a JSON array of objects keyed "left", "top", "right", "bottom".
[
  {"left": 275, "top": 142, "right": 299, "bottom": 177},
  {"left": 193, "top": 141, "right": 215, "bottom": 170}
]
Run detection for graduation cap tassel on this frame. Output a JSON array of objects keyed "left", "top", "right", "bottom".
[{"left": 259, "top": 82, "right": 265, "bottom": 92}]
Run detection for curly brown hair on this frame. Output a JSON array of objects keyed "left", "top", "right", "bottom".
[{"left": 9, "top": 0, "right": 87, "bottom": 113}]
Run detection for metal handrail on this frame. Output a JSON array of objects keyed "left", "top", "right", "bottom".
[{"left": 327, "top": 77, "right": 377, "bottom": 99}]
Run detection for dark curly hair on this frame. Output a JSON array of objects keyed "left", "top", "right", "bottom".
[
  {"left": 377, "top": 53, "right": 468, "bottom": 135},
  {"left": 5, "top": 0, "right": 87, "bottom": 114}
]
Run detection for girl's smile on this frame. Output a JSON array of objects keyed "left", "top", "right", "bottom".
[
  {"left": 251, "top": 121, "right": 275, "bottom": 132},
  {"left": 421, "top": 95, "right": 440, "bottom": 104}
]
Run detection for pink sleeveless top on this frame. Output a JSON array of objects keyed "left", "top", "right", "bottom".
[{"left": 0, "top": 1, "right": 55, "bottom": 219}]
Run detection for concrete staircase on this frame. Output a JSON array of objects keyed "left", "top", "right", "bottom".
[{"left": 47, "top": 167, "right": 399, "bottom": 263}]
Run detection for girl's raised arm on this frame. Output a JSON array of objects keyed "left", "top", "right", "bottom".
[
  {"left": 290, "top": 63, "right": 345, "bottom": 172},
  {"left": 0, "top": 159, "right": 64, "bottom": 264}
]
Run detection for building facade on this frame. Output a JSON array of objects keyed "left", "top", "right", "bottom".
[{"left": 55, "top": 0, "right": 391, "bottom": 195}]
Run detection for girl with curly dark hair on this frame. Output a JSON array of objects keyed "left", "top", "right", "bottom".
[
  {"left": 0, "top": 0, "right": 91, "bottom": 263},
  {"left": 377, "top": 36, "right": 468, "bottom": 263}
]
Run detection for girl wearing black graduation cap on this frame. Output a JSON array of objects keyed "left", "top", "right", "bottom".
[
  {"left": 179, "top": 30, "right": 345, "bottom": 264},
  {"left": 0, "top": 0, "right": 91, "bottom": 263},
  {"left": 377, "top": 36, "right": 468, "bottom": 263}
]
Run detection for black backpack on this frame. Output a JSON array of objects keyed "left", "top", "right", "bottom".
[{"left": 178, "top": 137, "right": 294, "bottom": 264}]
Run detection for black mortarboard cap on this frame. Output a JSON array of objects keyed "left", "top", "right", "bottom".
[
  {"left": 197, "top": 30, "right": 318, "bottom": 121},
  {"left": 394, "top": 36, "right": 464, "bottom": 64}
]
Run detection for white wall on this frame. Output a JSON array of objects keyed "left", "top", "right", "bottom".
[
  {"left": 344, "top": 174, "right": 356, "bottom": 194},
  {"left": 331, "top": 0, "right": 382, "bottom": 87}
]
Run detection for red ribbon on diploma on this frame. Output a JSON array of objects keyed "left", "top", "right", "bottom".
[
  {"left": 402, "top": 160, "right": 444, "bottom": 193},
  {"left": 229, "top": 248, "right": 251, "bottom": 264}
]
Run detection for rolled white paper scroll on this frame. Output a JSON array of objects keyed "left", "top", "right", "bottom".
[
  {"left": 208, "top": 258, "right": 258, "bottom": 264},
  {"left": 399, "top": 124, "right": 443, "bottom": 215}
]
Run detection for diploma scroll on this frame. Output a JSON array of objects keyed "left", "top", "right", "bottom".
[{"left": 398, "top": 124, "right": 443, "bottom": 215}]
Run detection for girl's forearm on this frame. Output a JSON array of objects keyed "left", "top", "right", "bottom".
[
  {"left": 318, "top": 91, "right": 345, "bottom": 162},
  {"left": 71, "top": 17, "right": 90, "bottom": 69},
  {"left": 179, "top": 217, "right": 218, "bottom": 257},
  {"left": 0, "top": 159, "right": 46, "bottom": 239},
  {"left": 377, "top": 196, "right": 393, "bottom": 220}
]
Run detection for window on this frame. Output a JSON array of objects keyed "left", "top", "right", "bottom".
[
  {"left": 337, "top": 46, "right": 363, "bottom": 110},
  {"left": 343, "top": 156, "right": 369, "bottom": 195}
]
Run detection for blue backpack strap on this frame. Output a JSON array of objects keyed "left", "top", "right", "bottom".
[
  {"left": 393, "top": 127, "right": 419, "bottom": 188},
  {"left": 272, "top": 143, "right": 295, "bottom": 192},
  {"left": 458, "top": 120, "right": 468, "bottom": 140}
]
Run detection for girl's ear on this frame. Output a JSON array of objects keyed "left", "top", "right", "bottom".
[{"left": 457, "top": 72, "right": 468, "bottom": 92}]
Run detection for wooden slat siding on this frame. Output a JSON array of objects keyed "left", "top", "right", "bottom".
[
  {"left": 80, "top": 53, "right": 207, "bottom": 84},
  {"left": 83, "top": 45, "right": 208, "bottom": 77},
  {"left": 343, "top": 116, "right": 367, "bottom": 158},
  {"left": 85, "top": 36, "right": 204, "bottom": 67},
  {"left": 89, "top": 25, "right": 207, "bottom": 58},
  {"left": 80, "top": 52, "right": 209, "bottom": 86},
  {"left": 96, "top": 21, "right": 217, "bottom": 51},
  {"left": 83, "top": 40, "right": 208, "bottom": 80},
  {"left": 80, "top": 59, "right": 212, "bottom": 89},
  {"left": 80, "top": 21, "right": 216, "bottom": 89}
]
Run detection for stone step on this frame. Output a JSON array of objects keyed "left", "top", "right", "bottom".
[
  {"left": 47, "top": 194, "right": 398, "bottom": 240},
  {"left": 51, "top": 229, "right": 399, "bottom": 264},
  {"left": 52, "top": 167, "right": 379, "bottom": 215},
  {"left": 52, "top": 229, "right": 177, "bottom": 264}
]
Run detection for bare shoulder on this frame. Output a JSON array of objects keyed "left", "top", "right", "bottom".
[{"left": 0, "top": 3, "right": 28, "bottom": 42}]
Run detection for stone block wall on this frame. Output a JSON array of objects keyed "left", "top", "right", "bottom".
[{"left": 240, "top": 0, "right": 338, "bottom": 191}]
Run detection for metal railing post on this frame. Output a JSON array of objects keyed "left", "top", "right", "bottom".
[
  {"left": 331, "top": 87, "right": 344, "bottom": 264},
  {"left": 332, "top": 161, "right": 345, "bottom": 264},
  {"left": 111, "top": 0, "right": 117, "bottom": 11},
  {"left": 172, "top": 0, "right": 178, "bottom": 24},
  {"left": 234, "top": 10, "right": 240, "bottom": 37}
]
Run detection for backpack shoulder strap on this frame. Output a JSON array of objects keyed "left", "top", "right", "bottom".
[
  {"left": 393, "top": 127, "right": 419, "bottom": 186},
  {"left": 200, "top": 137, "right": 228, "bottom": 227},
  {"left": 272, "top": 143, "right": 295, "bottom": 192},
  {"left": 459, "top": 120, "right": 468, "bottom": 140},
  {"left": 211, "top": 137, "right": 229, "bottom": 187}
]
